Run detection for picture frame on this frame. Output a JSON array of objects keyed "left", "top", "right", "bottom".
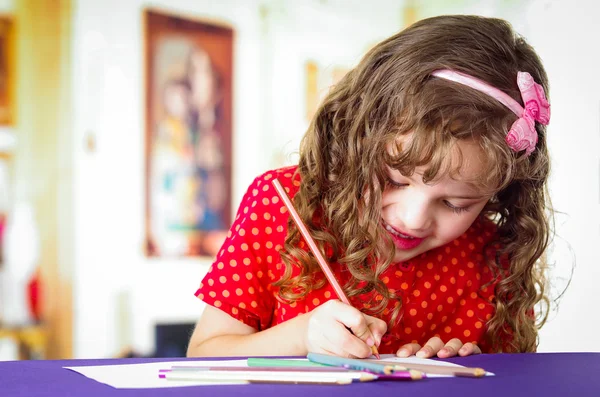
[
  {"left": 143, "top": 9, "right": 233, "bottom": 258},
  {"left": 0, "top": 16, "right": 14, "bottom": 126}
]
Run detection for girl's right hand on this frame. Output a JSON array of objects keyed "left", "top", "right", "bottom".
[{"left": 304, "top": 300, "right": 387, "bottom": 358}]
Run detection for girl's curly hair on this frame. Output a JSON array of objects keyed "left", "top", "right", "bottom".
[{"left": 274, "top": 15, "right": 554, "bottom": 353}]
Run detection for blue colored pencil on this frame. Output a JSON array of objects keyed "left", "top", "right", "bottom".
[
  {"left": 307, "top": 353, "right": 423, "bottom": 380},
  {"left": 307, "top": 353, "right": 395, "bottom": 375}
]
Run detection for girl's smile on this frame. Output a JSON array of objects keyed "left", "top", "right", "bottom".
[{"left": 382, "top": 219, "right": 425, "bottom": 250}]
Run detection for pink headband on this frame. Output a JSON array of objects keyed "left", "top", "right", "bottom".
[{"left": 431, "top": 69, "right": 550, "bottom": 156}]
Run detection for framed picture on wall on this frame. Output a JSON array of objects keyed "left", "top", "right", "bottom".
[
  {"left": 144, "top": 9, "right": 233, "bottom": 258},
  {"left": 0, "top": 17, "right": 14, "bottom": 126}
]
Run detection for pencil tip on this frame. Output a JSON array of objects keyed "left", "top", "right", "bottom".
[
  {"left": 371, "top": 345, "right": 380, "bottom": 359},
  {"left": 474, "top": 368, "right": 486, "bottom": 377}
]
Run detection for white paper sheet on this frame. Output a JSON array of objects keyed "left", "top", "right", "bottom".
[
  {"left": 65, "top": 359, "right": 249, "bottom": 389},
  {"left": 64, "top": 355, "right": 493, "bottom": 389}
]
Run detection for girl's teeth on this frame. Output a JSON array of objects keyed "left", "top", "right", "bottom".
[{"left": 385, "top": 224, "right": 415, "bottom": 239}]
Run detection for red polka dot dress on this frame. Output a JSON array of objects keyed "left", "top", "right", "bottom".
[{"left": 195, "top": 166, "right": 506, "bottom": 353}]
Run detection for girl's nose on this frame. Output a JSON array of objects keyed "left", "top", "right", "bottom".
[{"left": 399, "top": 195, "right": 432, "bottom": 233}]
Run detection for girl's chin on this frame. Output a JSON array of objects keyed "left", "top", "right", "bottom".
[
  {"left": 393, "top": 251, "right": 418, "bottom": 263},
  {"left": 392, "top": 244, "right": 431, "bottom": 263}
]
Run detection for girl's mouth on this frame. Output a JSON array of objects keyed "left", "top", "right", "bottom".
[{"left": 382, "top": 220, "right": 425, "bottom": 250}]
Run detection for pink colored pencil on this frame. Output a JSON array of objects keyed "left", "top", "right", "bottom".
[{"left": 272, "top": 178, "right": 380, "bottom": 359}]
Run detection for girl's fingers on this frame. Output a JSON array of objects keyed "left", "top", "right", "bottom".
[
  {"left": 396, "top": 343, "right": 422, "bottom": 358},
  {"left": 330, "top": 303, "right": 375, "bottom": 347},
  {"left": 315, "top": 339, "right": 357, "bottom": 359},
  {"left": 306, "top": 301, "right": 376, "bottom": 358},
  {"left": 416, "top": 337, "right": 445, "bottom": 358},
  {"left": 438, "top": 338, "right": 464, "bottom": 358},
  {"left": 324, "top": 322, "right": 373, "bottom": 358},
  {"left": 319, "top": 339, "right": 357, "bottom": 359},
  {"left": 365, "top": 315, "right": 388, "bottom": 346},
  {"left": 458, "top": 342, "right": 482, "bottom": 356}
]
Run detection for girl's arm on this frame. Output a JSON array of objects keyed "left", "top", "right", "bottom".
[
  {"left": 187, "top": 300, "right": 387, "bottom": 357},
  {"left": 187, "top": 305, "right": 310, "bottom": 357}
]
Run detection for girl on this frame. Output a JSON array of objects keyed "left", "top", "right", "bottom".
[{"left": 187, "top": 14, "right": 554, "bottom": 359}]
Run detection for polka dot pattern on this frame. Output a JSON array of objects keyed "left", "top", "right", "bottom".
[{"left": 195, "top": 166, "right": 505, "bottom": 352}]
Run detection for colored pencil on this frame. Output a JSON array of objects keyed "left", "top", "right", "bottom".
[
  {"left": 272, "top": 178, "right": 380, "bottom": 359},
  {"left": 247, "top": 357, "right": 326, "bottom": 368},
  {"left": 250, "top": 379, "right": 353, "bottom": 385},
  {"left": 163, "top": 371, "right": 353, "bottom": 385},
  {"left": 308, "top": 353, "right": 393, "bottom": 376},
  {"left": 377, "top": 371, "right": 425, "bottom": 380},
  {"left": 162, "top": 369, "right": 376, "bottom": 384},
  {"left": 250, "top": 378, "right": 353, "bottom": 385},
  {"left": 364, "top": 359, "right": 487, "bottom": 377},
  {"left": 168, "top": 365, "right": 350, "bottom": 373},
  {"left": 164, "top": 367, "right": 377, "bottom": 380},
  {"left": 161, "top": 366, "right": 423, "bottom": 382}
]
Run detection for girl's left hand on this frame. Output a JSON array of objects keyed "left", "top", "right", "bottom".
[{"left": 396, "top": 337, "right": 482, "bottom": 358}]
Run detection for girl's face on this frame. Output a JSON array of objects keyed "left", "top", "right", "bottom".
[{"left": 380, "top": 139, "right": 492, "bottom": 263}]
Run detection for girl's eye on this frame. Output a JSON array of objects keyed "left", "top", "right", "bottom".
[
  {"left": 386, "top": 178, "right": 407, "bottom": 189},
  {"left": 443, "top": 200, "right": 471, "bottom": 214},
  {"left": 386, "top": 176, "right": 474, "bottom": 214}
]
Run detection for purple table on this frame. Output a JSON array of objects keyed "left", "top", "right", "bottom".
[{"left": 2, "top": 353, "right": 599, "bottom": 397}]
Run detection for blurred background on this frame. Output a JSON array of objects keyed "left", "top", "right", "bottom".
[{"left": 0, "top": 0, "right": 598, "bottom": 360}]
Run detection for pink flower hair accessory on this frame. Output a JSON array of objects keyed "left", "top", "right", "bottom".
[{"left": 431, "top": 69, "right": 551, "bottom": 156}]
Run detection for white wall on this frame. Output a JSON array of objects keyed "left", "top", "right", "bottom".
[
  {"left": 0, "top": 0, "right": 12, "bottom": 13},
  {"left": 260, "top": 0, "right": 407, "bottom": 167},
  {"left": 524, "top": 0, "right": 600, "bottom": 352}
]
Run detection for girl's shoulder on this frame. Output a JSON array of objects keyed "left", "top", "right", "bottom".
[{"left": 245, "top": 165, "right": 301, "bottom": 200}]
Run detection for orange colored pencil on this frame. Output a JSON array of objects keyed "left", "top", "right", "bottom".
[{"left": 272, "top": 178, "right": 381, "bottom": 359}]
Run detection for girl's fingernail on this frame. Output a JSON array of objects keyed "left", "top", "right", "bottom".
[
  {"left": 459, "top": 347, "right": 467, "bottom": 354},
  {"left": 366, "top": 337, "right": 374, "bottom": 347},
  {"left": 416, "top": 349, "right": 426, "bottom": 358},
  {"left": 439, "top": 348, "right": 449, "bottom": 355},
  {"left": 397, "top": 348, "right": 409, "bottom": 357}
]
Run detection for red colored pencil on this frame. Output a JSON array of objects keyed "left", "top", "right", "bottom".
[{"left": 272, "top": 178, "right": 381, "bottom": 359}]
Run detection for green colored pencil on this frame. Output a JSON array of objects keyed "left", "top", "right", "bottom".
[{"left": 247, "top": 357, "right": 327, "bottom": 368}]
